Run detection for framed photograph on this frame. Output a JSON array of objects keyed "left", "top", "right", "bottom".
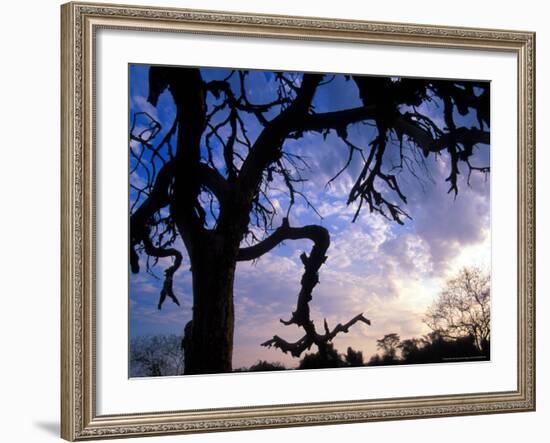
[{"left": 61, "top": 1, "right": 536, "bottom": 440}]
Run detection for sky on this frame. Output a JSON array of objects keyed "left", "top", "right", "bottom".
[{"left": 128, "top": 64, "right": 491, "bottom": 370}]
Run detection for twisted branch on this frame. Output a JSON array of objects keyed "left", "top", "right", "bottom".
[{"left": 245, "top": 218, "right": 371, "bottom": 358}]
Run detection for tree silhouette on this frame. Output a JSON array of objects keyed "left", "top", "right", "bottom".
[
  {"left": 130, "top": 66, "right": 490, "bottom": 374},
  {"left": 368, "top": 331, "right": 489, "bottom": 366},
  {"left": 400, "top": 332, "right": 489, "bottom": 364},
  {"left": 297, "top": 344, "right": 365, "bottom": 369},
  {"left": 398, "top": 337, "right": 424, "bottom": 361},
  {"left": 298, "top": 343, "right": 346, "bottom": 369},
  {"left": 424, "top": 267, "right": 490, "bottom": 352},
  {"left": 345, "top": 346, "right": 365, "bottom": 367},
  {"left": 234, "top": 360, "right": 287, "bottom": 372},
  {"left": 376, "top": 333, "right": 401, "bottom": 360},
  {"left": 130, "top": 334, "right": 184, "bottom": 377}
]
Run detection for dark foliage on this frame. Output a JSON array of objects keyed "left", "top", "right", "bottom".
[
  {"left": 130, "top": 334, "right": 185, "bottom": 377},
  {"left": 367, "top": 353, "right": 399, "bottom": 366},
  {"left": 234, "top": 360, "right": 287, "bottom": 372},
  {"left": 368, "top": 332, "right": 490, "bottom": 366},
  {"left": 298, "top": 343, "right": 347, "bottom": 369},
  {"left": 345, "top": 346, "right": 365, "bottom": 367},
  {"left": 399, "top": 333, "right": 490, "bottom": 365},
  {"left": 297, "top": 344, "right": 367, "bottom": 369}
]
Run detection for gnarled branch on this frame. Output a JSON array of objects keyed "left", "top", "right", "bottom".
[{"left": 253, "top": 218, "right": 371, "bottom": 359}]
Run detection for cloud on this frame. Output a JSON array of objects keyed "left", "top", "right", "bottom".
[
  {"left": 130, "top": 95, "right": 159, "bottom": 121},
  {"left": 404, "top": 154, "right": 490, "bottom": 273}
]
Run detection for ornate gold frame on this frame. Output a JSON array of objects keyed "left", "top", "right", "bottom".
[{"left": 61, "top": 1, "right": 536, "bottom": 440}]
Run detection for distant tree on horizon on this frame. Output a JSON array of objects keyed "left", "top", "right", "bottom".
[
  {"left": 130, "top": 334, "right": 184, "bottom": 377},
  {"left": 376, "top": 333, "right": 401, "bottom": 360},
  {"left": 424, "top": 267, "right": 490, "bottom": 352},
  {"left": 366, "top": 268, "right": 491, "bottom": 366},
  {"left": 345, "top": 346, "right": 365, "bottom": 367},
  {"left": 234, "top": 360, "right": 287, "bottom": 372}
]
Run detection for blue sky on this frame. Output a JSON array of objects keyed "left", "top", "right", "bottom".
[{"left": 129, "top": 64, "right": 491, "bottom": 369}]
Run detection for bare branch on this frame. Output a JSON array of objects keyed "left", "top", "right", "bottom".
[{"left": 254, "top": 218, "right": 371, "bottom": 359}]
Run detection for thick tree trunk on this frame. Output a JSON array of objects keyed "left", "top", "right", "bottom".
[{"left": 183, "top": 244, "right": 237, "bottom": 375}]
